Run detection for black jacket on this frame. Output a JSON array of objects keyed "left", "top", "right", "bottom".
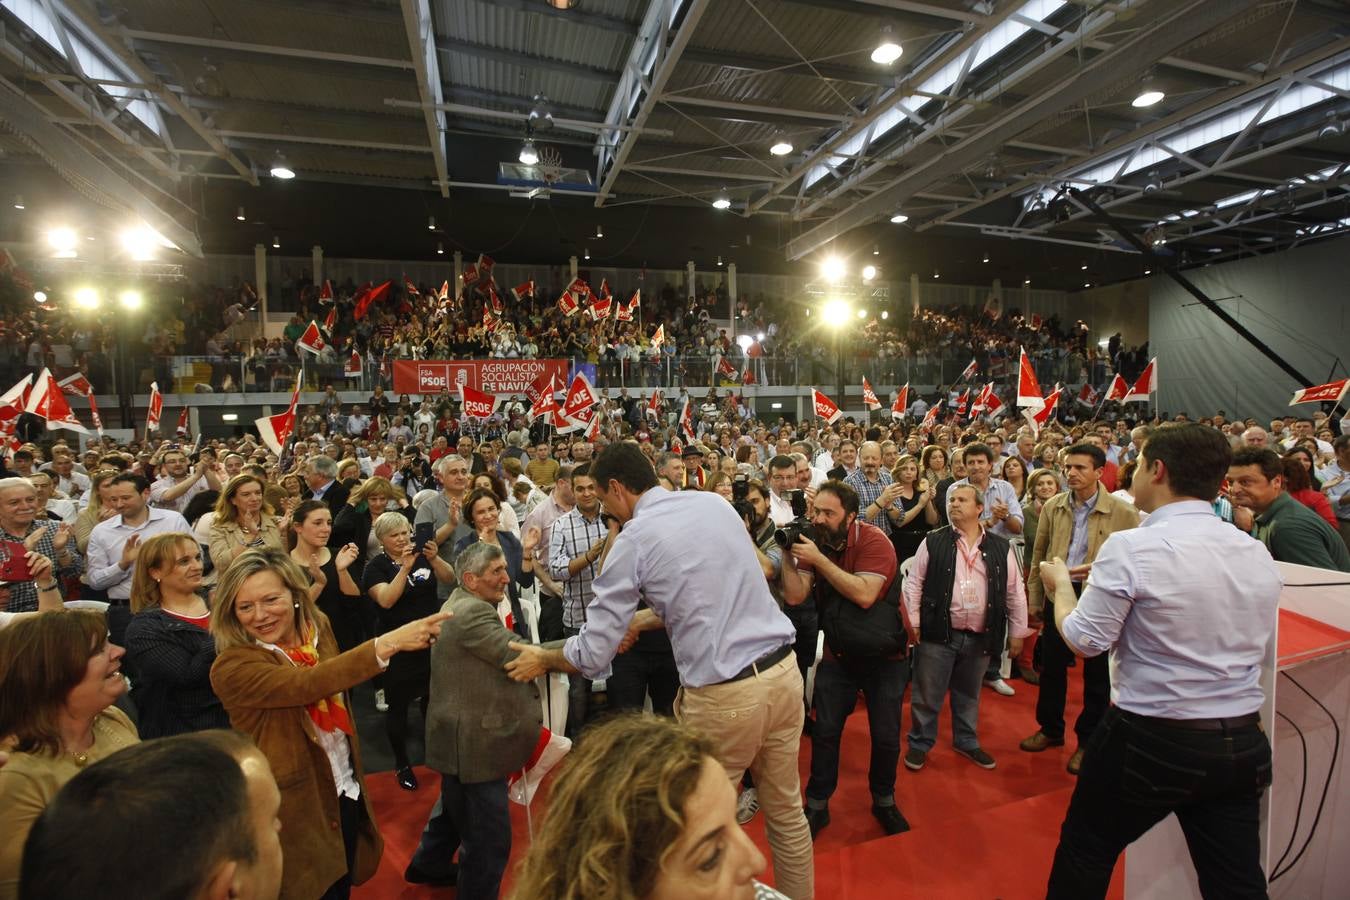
[
  {"left": 314, "top": 479, "right": 350, "bottom": 514},
  {"left": 330, "top": 503, "right": 414, "bottom": 579},
  {"left": 917, "top": 526, "right": 1010, "bottom": 653},
  {"left": 123, "top": 609, "right": 230, "bottom": 738}
]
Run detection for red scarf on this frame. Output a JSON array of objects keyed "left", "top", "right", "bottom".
[{"left": 281, "top": 628, "right": 354, "bottom": 735}]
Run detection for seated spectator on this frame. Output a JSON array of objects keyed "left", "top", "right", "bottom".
[{"left": 1283, "top": 454, "right": 1336, "bottom": 528}]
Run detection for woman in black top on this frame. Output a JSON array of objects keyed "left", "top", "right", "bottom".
[
  {"left": 361, "top": 510, "right": 454, "bottom": 791},
  {"left": 890, "top": 454, "right": 939, "bottom": 564},
  {"left": 289, "top": 500, "right": 364, "bottom": 652},
  {"left": 124, "top": 532, "right": 230, "bottom": 737},
  {"left": 330, "top": 477, "right": 412, "bottom": 580}
]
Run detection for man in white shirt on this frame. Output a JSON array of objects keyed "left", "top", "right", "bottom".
[
  {"left": 767, "top": 455, "right": 798, "bottom": 527},
  {"left": 150, "top": 447, "right": 220, "bottom": 514},
  {"left": 29, "top": 472, "right": 76, "bottom": 523},
  {"left": 49, "top": 452, "right": 91, "bottom": 501},
  {"left": 346, "top": 405, "right": 371, "bottom": 437}
]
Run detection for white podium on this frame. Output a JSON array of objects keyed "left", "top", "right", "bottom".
[{"left": 1124, "top": 562, "right": 1350, "bottom": 899}]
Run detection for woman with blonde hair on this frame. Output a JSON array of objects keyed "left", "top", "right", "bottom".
[
  {"left": 511, "top": 713, "right": 786, "bottom": 900},
  {"left": 331, "top": 476, "right": 410, "bottom": 579},
  {"left": 209, "top": 473, "right": 289, "bottom": 568},
  {"left": 210, "top": 548, "right": 448, "bottom": 900},
  {"left": 72, "top": 468, "right": 119, "bottom": 556},
  {"left": 0, "top": 611, "right": 139, "bottom": 897},
  {"left": 890, "top": 453, "right": 939, "bottom": 564},
  {"left": 123, "top": 532, "right": 228, "bottom": 738}
]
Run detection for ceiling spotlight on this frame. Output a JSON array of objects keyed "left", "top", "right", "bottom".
[
  {"left": 47, "top": 227, "right": 78, "bottom": 257},
  {"left": 880, "top": 310, "right": 889, "bottom": 320},
  {"left": 712, "top": 191, "right": 732, "bottom": 210},
  {"left": 889, "top": 213, "right": 908, "bottom": 224},
  {"left": 1144, "top": 269, "right": 1152, "bottom": 275},
  {"left": 1132, "top": 73, "right": 1164, "bottom": 108},
  {"left": 595, "top": 224, "right": 604, "bottom": 239},
  {"left": 861, "top": 265, "right": 877, "bottom": 281},
  {"left": 584, "top": 247, "right": 590, "bottom": 260},
  {"left": 1318, "top": 114, "right": 1344, "bottom": 138},
  {"left": 822, "top": 299, "right": 850, "bottom": 326},
  {"left": 1083, "top": 282, "right": 1092, "bottom": 288},
  {"left": 716, "top": 255, "right": 723, "bottom": 266},
  {"left": 436, "top": 242, "right": 444, "bottom": 255},
  {"left": 820, "top": 256, "right": 846, "bottom": 281},
  {"left": 13, "top": 196, "right": 24, "bottom": 210},
  {"left": 933, "top": 270, "right": 940, "bottom": 279},
  {"left": 428, "top": 216, "right": 436, "bottom": 231},
  {"left": 872, "top": 244, "right": 880, "bottom": 256},
  {"left": 769, "top": 136, "right": 794, "bottom": 156},
  {"left": 269, "top": 151, "right": 295, "bottom": 179},
  {"left": 32, "top": 290, "right": 47, "bottom": 303},
  {"left": 74, "top": 288, "right": 101, "bottom": 309},
  {"left": 1080, "top": 263, "right": 1088, "bottom": 271},
  {"left": 118, "top": 290, "right": 143, "bottom": 310},
  {"left": 519, "top": 139, "right": 539, "bottom": 166},
  {"left": 272, "top": 235, "right": 280, "bottom": 249},
  {"left": 871, "top": 26, "right": 903, "bottom": 65},
  {"left": 982, "top": 253, "right": 990, "bottom": 264},
  {"left": 1143, "top": 172, "right": 1162, "bottom": 193},
  {"left": 856, "top": 307, "right": 868, "bottom": 319},
  {"left": 235, "top": 206, "right": 245, "bottom": 221},
  {"left": 1023, "top": 278, "right": 1031, "bottom": 285},
  {"left": 120, "top": 225, "right": 158, "bottom": 261}
]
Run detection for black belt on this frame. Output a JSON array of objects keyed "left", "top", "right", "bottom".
[
  {"left": 720, "top": 645, "right": 792, "bottom": 684},
  {"left": 1120, "top": 709, "right": 1261, "bottom": 732}
]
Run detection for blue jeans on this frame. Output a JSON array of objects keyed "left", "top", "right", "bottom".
[
  {"left": 410, "top": 775, "right": 511, "bottom": 900},
  {"left": 805, "top": 655, "right": 908, "bottom": 807},
  {"left": 908, "top": 631, "right": 990, "bottom": 753}
]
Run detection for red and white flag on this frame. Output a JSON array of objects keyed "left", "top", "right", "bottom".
[
  {"left": 862, "top": 377, "right": 881, "bottom": 411},
  {"left": 678, "top": 398, "right": 697, "bottom": 443},
  {"left": 477, "top": 254, "right": 496, "bottom": 278},
  {"left": 583, "top": 409, "right": 601, "bottom": 442},
  {"left": 296, "top": 321, "right": 326, "bottom": 355},
  {"left": 511, "top": 280, "right": 535, "bottom": 304},
  {"left": 176, "top": 407, "right": 190, "bottom": 437},
  {"left": 528, "top": 375, "right": 560, "bottom": 422},
  {"left": 598, "top": 278, "right": 612, "bottom": 300},
  {"left": 646, "top": 390, "right": 662, "bottom": 420},
  {"left": 488, "top": 286, "right": 504, "bottom": 317},
  {"left": 507, "top": 728, "right": 572, "bottom": 806},
  {"left": 891, "top": 383, "right": 910, "bottom": 417},
  {"left": 589, "top": 291, "right": 613, "bottom": 321},
  {"left": 318, "top": 279, "right": 334, "bottom": 304},
  {"left": 557, "top": 288, "right": 580, "bottom": 317},
  {"left": 980, "top": 383, "right": 1003, "bottom": 417},
  {"left": 1024, "top": 385, "right": 1064, "bottom": 436},
  {"left": 1017, "top": 347, "right": 1044, "bottom": 409},
  {"left": 352, "top": 280, "right": 391, "bottom": 321},
  {"left": 321, "top": 305, "right": 337, "bottom": 336},
  {"left": 920, "top": 404, "right": 939, "bottom": 433},
  {"left": 1030, "top": 313, "right": 1042, "bottom": 331},
  {"left": 344, "top": 350, "right": 363, "bottom": 378},
  {"left": 958, "top": 358, "right": 978, "bottom": 382},
  {"left": 24, "top": 368, "right": 89, "bottom": 434},
  {"left": 617, "top": 289, "right": 640, "bottom": 322},
  {"left": 566, "top": 276, "right": 590, "bottom": 299},
  {"left": 461, "top": 262, "right": 480, "bottom": 287},
  {"left": 561, "top": 372, "right": 599, "bottom": 422},
  {"left": 955, "top": 388, "right": 970, "bottom": 418},
  {"left": 0, "top": 377, "right": 31, "bottom": 446},
  {"left": 1124, "top": 358, "right": 1157, "bottom": 403},
  {"left": 1078, "top": 383, "right": 1100, "bottom": 407},
  {"left": 811, "top": 389, "right": 842, "bottom": 425},
  {"left": 57, "top": 373, "right": 93, "bottom": 396},
  {"left": 255, "top": 378, "right": 301, "bottom": 454},
  {"left": 459, "top": 383, "right": 497, "bottom": 420},
  {"left": 404, "top": 276, "right": 419, "bottom": 298},
  {"left": 1104, "top": 373, "right": 1130, "bottom": 402},
  {"left": 716, "top": 356, "right": 738, "bottom": 381},
  {"left": 482, "top": 307, "right": 500, "bottom": 333},
  {"left": 145, "top": 381, "right": 164, "bottom": 434},
  {"left": 436, "top": 280, "right": 451, "bottom": 303},
  {"left": 650, "top": 324, "right": 665, "bottom": 349},
  {"left": 741, "top": 363, "right": 755, "bottom": 386},
  {"left": 1290, "top": 378, "right": 1350, "bottom": 406}
]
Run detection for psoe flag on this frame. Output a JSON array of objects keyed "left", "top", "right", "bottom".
[
  {"left": 812, "top": 389, "right": 842, "bottom": 425},
  {"left": 1290, "top": 378, "right": 1349, "bottom": 406}
]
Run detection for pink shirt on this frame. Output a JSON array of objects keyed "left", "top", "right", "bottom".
[{"left": 902, "top": 530, "right": 1032, "bottom": 638}]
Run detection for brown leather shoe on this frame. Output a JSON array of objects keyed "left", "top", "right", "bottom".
[
  {"left": 1019, "top": 731, "right": 1066, "bottom": 752},
  {"left": 1067, "top": 748, "right": 1086, "bottom": 775}
]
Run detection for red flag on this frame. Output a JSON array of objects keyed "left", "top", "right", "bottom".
[
  {"left": 1290, "top": 378, "right": 1350, "bottom": 406},
  {"left": 646, "top": 390, "right": 661, "bottom": 420},
  {"left": 525, "top": 371, "right": 555, "bottom": 408},
  {"left": 489, "top": 286, "right": 504, "bottom": 316},
  {"left": 437, "top": 280, "right": 450, "bottom": 303},
  {"left": 255, "top": 377, "right": 301, "bottom": 454},
  {"left": 344, "top": 350, "right": 362, "bottom": 378},
  {"left": 145, "top": 381, "right": 163, "bottom": 433},
  {"left": 87, "top": 392, "right": 103, "bottom": 437},
  {"left": 561, "top": 373, "right": 599, "bottom": 421},
  {"left": 352, "top": 280, "right": 391, "bottom": 321},
  {"left": 956, "top": 388, "right": 970, "bottom": 418},
  {"left": 741, "top": 363, "right": 755, "bottom": 386},
  {"left": 617, "top": 289, "right": 639, "bottom": 322},
  {"left": 478, "top": 254, "right": 495, "bottom": 277},
  {"left": 0, "top": 378, "right": 29, "bottom": 446},
  {"left": 511, "top": 280, "right": 535, "bottom": 303},
  {"left": 506, "top": 728, "right": 572, "bottom": 807},
  {"left": 460, "top": 383, "right": 497, "bottom": 419},
  {"left": 981, "top": 383, "right": 1003, "bottom": 417},
  {"left": 24, "top": 368, "right": 89, "bottom": 434},
  {"left": 57, "top": 373, "right": 93, "bottom": 396},
  {"left": 557, "top": 288, "right": 579, "bottom": 317},
  {"left": 462, "top": 263, "right": 480, "bottom": 287},
  {"left": 959, "top": 358, "right": 978, "bottom": 382},
  {"left": 1030, "top": 313, "right": 1042, "bottom": 331},
  {"left": 1017, "top": 347, "right": 1044, "bottom": 408},
  {"left": 862, "top": 377, "right": 880, "bottom": 411},
  {"left": 650, "top": 324, "right": 665, "bottom": 349},
  {"left": 678, "top": 398, "right": 697, "bottom": 443},
  {"left": 529, "top": 376, "right": 560, "bottom": 421},
  {"left": 404, "top": 277, "right": 419, "bottom": 298},
  {"left": 176, "top": 407, "right": 190, "bottom": 437},
  {"left": 1078, "top": 383, "right": 1099, "bottom": 407},
  {"left": 566, "top": 276, "right": 589, "bottom": 297},
  {"left": 1124, "top": 358, "right": 1157, "bottom": 403},
  {"left": 482, "top": 307, "right": 500, "bottom": 333},
  {"left": 318, "top": 279, "right": 334, "bottom": 304},
  {"left": 1104, "top": 373, "right": 1130, "bottom": 402},
  {"left": 589, "top": 291, "right": 613, "bottom": 321},
  {"left": 1024, "top": 386, "right": 1064, "bottom": 435},
  {"left": 891, "top": 383, "right": 910, "bottom": 417},
  {"left": 583, "top": 409, "right": 601, "bottom": 442},
  {"left": 811, "top": 389, "right": 842, "bottom": 425},
  {"left": 296, "top": 321, "right": 326, "bottom": 355},
  {"left": 598, "top": 278, "right": 612, "bottom": 300},
  {"left": 920, "top": 404, "right": 939, "bottom": 433},
  {"left": 716, "top": 356, "right": 738, "bottom": 380},
  {"left": 322, "top": 305, "right": 337, "bottom": 336}
]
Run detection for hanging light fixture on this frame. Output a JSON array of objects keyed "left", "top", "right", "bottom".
[
  {"left": 235, "top": 206, "right": 245, "bottom": 221},
  {"left": 544, "top": 1, "right": 579, "bottom": 11},
  {"left": 595, "top": 224, "right": 604, "bottom": 239},
  {"left": 933, "top": 269, "right": 940, "bottom": 280},
  {"left": 13, "top": 195, "right": 24, "bottom": 210},
  {"left": 519, "top": 138, "right": 539, "bottom": 166},
  {"left": 871, "top": 26, "right": 903, "bottom": 65},
  {"left": 712, "top": 190, "right": 732, "bottom": 210},
  {"left": 428, "top": 216, "right": 436, "bottom": 231},
  {"left": 584, "top": 247, "right": 590, "bottom": 260},
  {"left": 872, "top": 244, "right": 880, "bottom": 256},
  {"left": 272, "top": 235, "right": 280, "bottom": 249},
  {"left": 269, "top": 151, "right": 295, "bottom": 179},
  {"left": 1132, "top": 72, "right": 1165, "bottom": 108},
  {"left": 436, "top": 242, "right": 444, "bottom": 255},
  {"left": 769, "top": 134, "right": 794, "bottom": 156},
  {"left": 889, "top": 212, "right": 908, "bottom": 224},
  {"left": 982, "top": 253, "right": 990, "bottom": 263}
]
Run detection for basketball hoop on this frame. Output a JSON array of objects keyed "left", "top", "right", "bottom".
[{"left": 536, "top": 145, "right": 564, "bottom": 185}]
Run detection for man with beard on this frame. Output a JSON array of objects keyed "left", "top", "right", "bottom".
[
  {"left": 781, "top": 480, "right": 909, "bottom": 839},
  {"left": 149, "top": 447, "right": 220, "bottom": 515},
  {"left": 845, "top": 441, "right": 905, "bottom": 535}
]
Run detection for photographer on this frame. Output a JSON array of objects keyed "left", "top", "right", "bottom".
[
  {"left": 781, "top": 479, "right": 910, "bottom": 839},
  {"left": 392, "top": 447, "right": 434, "bottom": 496}
]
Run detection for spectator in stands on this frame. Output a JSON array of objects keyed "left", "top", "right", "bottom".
[
  {"left": 304, "top": 456, "right": 350, "bottom": 513},
  {"left": 1283, "top": 454, "right": 1336, "bottom": 528},
  {"left": 0, "top": 610, "right": 140, "bottom": 896},
  {"left": 1240, "top": 426, "right": 1269, "bottom": 448},
  {"left": 210, "top": 548, "right": 448, "bottom": 898},
  {"left": 123, "top": 533, "right": 228, "bottom": 738},
  {"left": 526, "top": 442, "right": 559, "bottom": 488},
  {"left": 1229, "top": 448, "right": 1350, "bottom": 571},
  {"left": 19, "top": 730, "right": 284, "bottom": 900}
]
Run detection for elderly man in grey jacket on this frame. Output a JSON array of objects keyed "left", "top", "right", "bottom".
[{"left": 404, "top": 541, "right": 557, "bottom": 897}]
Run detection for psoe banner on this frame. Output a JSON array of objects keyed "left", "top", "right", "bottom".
[{"left": 392, "top": 359, "right": 569, "bottom": 397}]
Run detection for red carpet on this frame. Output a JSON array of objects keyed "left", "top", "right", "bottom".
[{"left": 356, "top": 675, "right": 1124, "bottom": 898}]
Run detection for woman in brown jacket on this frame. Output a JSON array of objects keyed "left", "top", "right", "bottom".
[
  {"left": 209, "top": 474, "right": 289, "bottom": 570},
  {"left": 210, "top": 548, "right": 450, "bottom": 900}
]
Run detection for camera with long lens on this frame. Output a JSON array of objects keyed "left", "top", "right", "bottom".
[
  {"left": 773, "top": 488, "right": 819, "bottom": 548},
  {"left": 731, "top": 473, "right": 754, "bottom": 522}
]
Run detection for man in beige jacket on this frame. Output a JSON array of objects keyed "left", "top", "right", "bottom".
[{"left": 1020, "top": 441, "right": 1139, "bottom": 774}]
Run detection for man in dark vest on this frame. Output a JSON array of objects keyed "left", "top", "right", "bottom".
[{"left": 902, "top": 483, "right": 1031, "bottom": 771}]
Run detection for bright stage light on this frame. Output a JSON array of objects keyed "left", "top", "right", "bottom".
[{"left": 822, "top": 299, "right": 851, "bottom": 327}]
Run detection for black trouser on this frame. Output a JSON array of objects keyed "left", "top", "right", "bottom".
[
  {"left": 537, "top": 593, "right": 564, "bottom": 642},
  {"left": 384, "top": 678, "right": 428, "bottom": 770},
  {"left": 607, "top": 648, "right": 680, "bottom": 717},
  {"left": 784, "top": 601, "right": 818, "bottom": 692},
  {"left": 319, "top": 794, "right": 364, "bottom": 900},
  {"left": 1036, "top": 594, "right": 1110, "bottom": 743},
  {"left": 1047, "top": 706, "right": 1272, "bottom": 899}
]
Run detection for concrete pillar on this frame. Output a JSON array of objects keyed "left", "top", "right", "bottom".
[
  {"left": 686, "top": 260, "right": 696, "bottom": 300},
  {"left": 453, "top": 251, "right": 463, "bottom": 292},
  {"left": 254, "top": 243, "right": 268, "bottom": 328},
  {"left": 569, "top": 255, "right": 578, "bottom": 279},
  {"left": 311, "top": 245, "right": 323, "bottom": 286}
]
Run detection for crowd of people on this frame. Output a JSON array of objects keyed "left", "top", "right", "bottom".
[{"left": 0, "top": 340, "right": 1346, "bottom": 900}]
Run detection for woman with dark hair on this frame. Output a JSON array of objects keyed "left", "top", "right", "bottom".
[
  {"left": 211, "top": 548, "right": 447, "bottom": 899},
  {"left": 123, "top": 532, "right": 229, "bottom": 738},
  {"left": 471, "top": 471, "right": 520, "bottom": 536},
  {"left": 1286, "top": 445, "right": 1322, "bottom": 490},
  {"left": 0, "top": 611, "right": 139, "bottom": 895},
  {"left": 999, "top": 455, "right": 1028, "bottom": 499},
  {"left": 290, "top": 500, "right": 364, "bottom": 652},
  {"left": 1283, "top": 454, "right": 1337, "bottom": 528}
]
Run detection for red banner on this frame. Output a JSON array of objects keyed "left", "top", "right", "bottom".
[{"left": 392, "top": 359, "right": 568, "bottom": 397}]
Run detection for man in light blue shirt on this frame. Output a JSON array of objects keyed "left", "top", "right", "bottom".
[
  {"left": 1039, "top": 423, "right": 1280, "bottom": 899},
  {"left": 505, "top": 442, "right": 813, "bottom": 900},
  {"left": 1318, "top": 434, "right": 1350, "bottom": 550},
  {"left": 86, "top": 473, "right": 191, "bottom": 604}
]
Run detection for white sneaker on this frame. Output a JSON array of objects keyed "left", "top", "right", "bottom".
[
  {"left": 987, "top": 678, "right": 1015, "bottom": 697},
  {"left": 736, "top": 787, "right": 759, "bottom": 825},
  {"left": 375, "top": 688, "right": 389, "bottom": 712}
]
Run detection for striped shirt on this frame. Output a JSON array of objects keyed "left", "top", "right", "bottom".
[{"left": 548, "top": 507, "right": 607, "bottom": 629}]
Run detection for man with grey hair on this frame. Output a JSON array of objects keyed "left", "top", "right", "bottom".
[
  {"left": 1240, "top": 426, "right": 1269, "bottom": 449},
  {"left": 404, "top": 540, "right": 561, "bottom": 893},
  {"left": 0, "top": 476, "right": 82, "bottom": 612},
  {"left": 415, "top": 454, "right": 473, "bottom": 599},
  {"left": 654, "top": 450, "right": 685, "bottom": 488},
  {"left": 304, "top": 455, "right": 349, "bottom": 513}
]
